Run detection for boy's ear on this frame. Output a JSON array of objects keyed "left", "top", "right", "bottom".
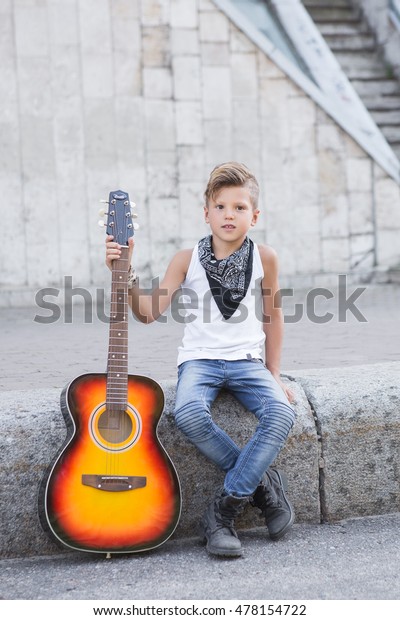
[
  {"left": 251, "top": 209, "right": 260, "bottom": 226},
  {"left": 204, "top": 205, "right": 209, "bottom": 223}
]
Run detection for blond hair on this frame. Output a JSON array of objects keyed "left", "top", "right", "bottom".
[{"left": 204, "top": 162, "right": 259, "bottom": 210}]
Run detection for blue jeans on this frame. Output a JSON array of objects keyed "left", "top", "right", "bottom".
[{"left": 173, "top": 359, "right": 296, "bottom": 498}]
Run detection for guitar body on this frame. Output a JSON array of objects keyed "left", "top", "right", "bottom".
[{"left": 40, "top": 373, "right": 181, "bottom": 554}]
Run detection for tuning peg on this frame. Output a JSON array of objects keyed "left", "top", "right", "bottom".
[
  {"left": 130, "top": 201, "right": 136, "bottom": 209},
  {"left": 100, "top": 199, "right": 109, "bottom": 204},
  {"left": 99, "top": 208, "right": 108, "bottom": 217},
  {"left": 98, "top": 219, "right": 105, "bottom": 227},
  {"left": 131, "top": 212, "right": 138, "bottom": 218},
  {"left": 133, "top": 222, "right": 140, "bottom": 230}
]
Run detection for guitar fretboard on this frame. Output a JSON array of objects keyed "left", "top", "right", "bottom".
[{"left": 107, "top": 248, "right": 130, "bottom": 411}]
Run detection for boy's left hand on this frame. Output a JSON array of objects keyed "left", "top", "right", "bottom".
[{"left": 273, "top": 374, "right": 295, "bottom": 404}]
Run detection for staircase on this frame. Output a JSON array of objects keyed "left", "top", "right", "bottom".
[{"left": 302, "top": 0, "right": 400, "bottom": 161}]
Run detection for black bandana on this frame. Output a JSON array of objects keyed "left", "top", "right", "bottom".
[{"left": 198, "top": 235, "right": 253, "bottom": 320}]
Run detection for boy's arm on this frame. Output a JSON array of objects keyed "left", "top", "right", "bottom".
[
  {"left": 106, "top": 235, "right": 191, "bottom": 323},
  {"left": 259, "top": 245, "right": 294, "bottom": 403}
]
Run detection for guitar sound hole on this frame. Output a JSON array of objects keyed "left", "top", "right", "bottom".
[{"left": 97, "top": 409, "right": 133, "bottom": 444}]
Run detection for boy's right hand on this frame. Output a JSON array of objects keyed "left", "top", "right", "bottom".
[{"left": 105, "top": 235, "right": 134, "bottom": 271}]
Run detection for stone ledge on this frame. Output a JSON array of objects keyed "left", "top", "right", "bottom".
[{"left": 1, "top": 362, "right": 399, "bottom": 558}]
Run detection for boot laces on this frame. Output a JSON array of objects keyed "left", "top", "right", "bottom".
[{"left": 255, "top": 483, "right": 282, "bottom": 512}]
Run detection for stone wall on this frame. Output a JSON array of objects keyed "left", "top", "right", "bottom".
[{"left": 1, "top": 0, "right": 400, "bottom": 306}]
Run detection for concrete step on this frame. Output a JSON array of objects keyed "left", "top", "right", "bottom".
[
  {"left": 334, "top": 51, "right": 386, "bottom": 72},
  {"left": 363, "top": 95, "right": 400, "bottom": 112},
  {"left": 391, "top": 144, "right": 400, "bottom": 159},
  {"left": 303, "top": 0, "right": 351, "bottom": 7},
  {"left": 323, "top": 33, "right": 376, "bottom": 52},
  {"left": 370, "top": 109, "right": 400, "bottom": 125},
  {"left": 351, "top": 78, "right": 400, "bottom": 98},
  {"left": 303, "top": 7, "right": 361, "bottom": 23},
  {"left": 380, "top": 124, "right": 400, "bottom": 141},
  {"left": 318, "top": 22, "right": 370, "bottom": 36},
  {"left": 334, "top": 52, "right": 389, "bottom": 79}
]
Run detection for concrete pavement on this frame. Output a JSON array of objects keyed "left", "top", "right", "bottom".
[
  {"left": 1, "top": 282, "right": 400, "bottom": 391},
  {"left": 1, "top": 514, "right": 400, "bottom": 600}
]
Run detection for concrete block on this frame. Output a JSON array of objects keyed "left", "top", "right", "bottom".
[
  {"left": 144, "top": 100, "right": 175, "bottom": 151},
  {"left": 172, "top": 56, "right": 201, "bottom": 100},
  {"left": 231, "top": 53, "right": 258, "bottom": 99},
  {"left": 81, "top": 54, "right": 113, "bottom": 99},
  {"left": 142, "top": 26, "right": 170, "bottom": 67},
  {"left": 316, "top": 124, "right": 345, "bottom": 153},
  {"left": 48, "top": 1, "right": 80, "bottom": 48},
  {"left": 148, "top": 198, "right": 180, "bottom": 272},
  {"left": 376, "top": 229, "right": 400, "bottom": 267},
  {"left": 146, "top": 150, "right": 178, "bottom": 198},
  {"left": 18, "top": 57, "right": 53, "bottom": 119},
  {"left": 348, "top": 192, "right": 374, "bottom": 235},
  {"left": 0, "top": 174, "right": 25, "bottom": 287},
  {"left": 346, "top": 158, "right": 373, "bottom": 193},
  {"left": 171, "top": 28, "right": 199, "bottom": 56},
  {"left": 321, "top": 237, "right": 350, "bottom": 273},
  {"left": 170, "top": 0, "right": 198, "bottom": 29},
  {"left": 78, "top": 0, "right": 112, "bottom": 55},
  {"left": 112, "top": 50, "right": 142, "bottom": 97},
  {"left": 318, "top": 149, "right": 347, "bottom": 197},
  {"left": 143, "top": 67, "right": 173, "bottom": 99},
  {"left": 199, "top": 11, "right": 229, "bottom": 43},
  {"left": 14, "top": 3, "right": 49, "bottom": 57},
  {"left": 178, "top": 182, "right": 207, "bottom": 238},
  {"left": 230, "top": 25, "right": 257, "bottom": 53},
  {"left": 204, "top": 119, "right": 232, "bottom": 167},
  {"left": 175, "top": 101, "right": 203, "bottom": 145},
  {"left": 83, "top": 98, "right": 116, "bottom": 166},
  {"left": 140, "top": 0, "right": 170, "bottom": 26},
  {"left": 374, "top": 175, "right": 400, "bottom": 230},
  {"left": 177, "top": 145, "right": 206, "bottom": 182},
  {"left": 202, "top": 67, "right": 232, "bottom": 119},
  {"left": 200, "top": 42, "right": 230, "bottom": 66},
  {"left": 321, "top": 194, "right": 350, "bottom": 238},
  {"left": 291, "top": 363, "right": 400, "bottom": 521},
  {"left": 350, "top": 233, "right": 375, "bottom": 271}
]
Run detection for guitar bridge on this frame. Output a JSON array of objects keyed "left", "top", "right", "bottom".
[{"left": 82, "top": 475, "right": 147, "bottom": 492}]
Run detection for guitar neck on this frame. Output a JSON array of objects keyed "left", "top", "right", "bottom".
[{"left": 107, "top": 246, "right": 130, "bottom": 411}]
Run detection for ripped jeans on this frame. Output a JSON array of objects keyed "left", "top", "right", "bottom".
[{"left": 173, "top": 359, "right": 296, "bottom": 498}]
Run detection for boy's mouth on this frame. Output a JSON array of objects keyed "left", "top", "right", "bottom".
[{"left": 222, "top": 225, "right": 236, "bottom": 229}]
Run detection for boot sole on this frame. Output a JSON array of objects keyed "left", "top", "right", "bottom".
[{"left": 206, "top": 543, "right": 243, "bottom": 557}]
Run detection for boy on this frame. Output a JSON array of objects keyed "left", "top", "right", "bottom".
[{"left": 106, "top": 162, "right": 296, "bottom": 557}]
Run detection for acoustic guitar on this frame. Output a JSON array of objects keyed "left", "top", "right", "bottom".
[{"left": 39, "top": 190, "right": 181, "bottom": 556}]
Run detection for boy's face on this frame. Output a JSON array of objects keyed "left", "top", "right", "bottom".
[{"left": 204, "top": 185, "right": 259, "bottom": 244}]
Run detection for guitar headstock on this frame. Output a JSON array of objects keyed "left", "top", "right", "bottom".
[{"left": 98, "top": 190, "right": 138, "bottom": 246}]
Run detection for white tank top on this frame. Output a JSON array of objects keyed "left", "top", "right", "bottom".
[{"left": 177, "top": 243, "right": 265, "bottom": 365}]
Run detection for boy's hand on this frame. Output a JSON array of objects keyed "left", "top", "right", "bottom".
[
  {"left": 273, "top": 373, "right": 295, "bottom": 405},
  {"left": 105, "top": 235, "right": 134, "bottom": 271}
]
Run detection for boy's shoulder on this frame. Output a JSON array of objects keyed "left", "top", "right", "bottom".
[
  {"left": 167, "top": 247, "right": 194, "bottom": 273},
  {"left": 256, "top": 243, "right": 278, "bottom": 264}
]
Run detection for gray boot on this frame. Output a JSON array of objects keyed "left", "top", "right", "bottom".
[
  {"left": 199, "top": 489, "right": 249, "bottom": 557},
  {"left": 251, "top": 468, "right": 295, "bottom": 540}
]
